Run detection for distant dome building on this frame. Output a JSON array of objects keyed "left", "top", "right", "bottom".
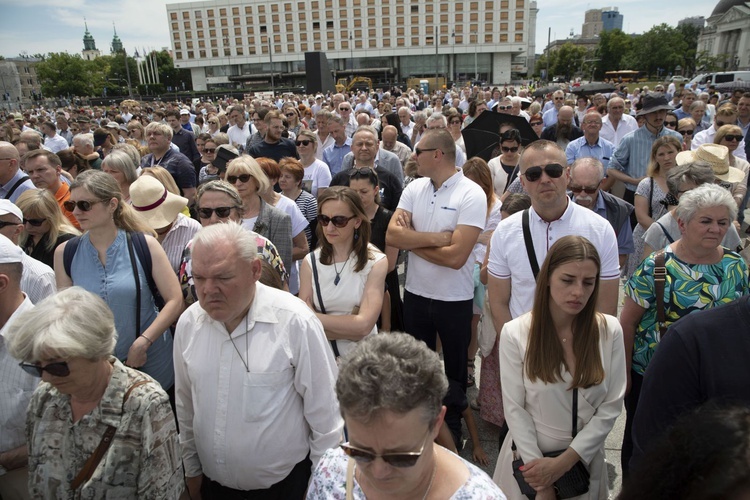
[
  {"left": 82, "top": 21, "right": 101, "bottom": 61},
  {"left": 697, "top": 0, "right": 750, "bottom": 70},
  {"left": 111, "top": 25, "right": 123, "bottom": 54}
]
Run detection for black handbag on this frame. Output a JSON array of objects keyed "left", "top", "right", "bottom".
[{"left": 511, "top": 388, "right": 590, "bottom": 499}]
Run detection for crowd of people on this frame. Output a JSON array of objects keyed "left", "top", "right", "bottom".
[{"left": 1, "top": 78, "right": 749, "bottom": 499}]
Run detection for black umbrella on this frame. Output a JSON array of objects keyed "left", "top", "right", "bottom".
[
  {"left": 532, "top": 85, "right": 561, "bottom": 98},
  {"left": 714, "top": 81, "right": 750, "bottom": 92},
  {"left": 462, "top": 111, "right": 538, "bottom": 162},
  {"left": 574, "top": 82, "right": 617, "bottom": 96}
]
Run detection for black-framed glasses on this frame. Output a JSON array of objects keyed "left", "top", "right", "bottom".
[
  {"left": 501, "top": 146, "right": 519, "bottom": 153},
  {"left": 0, "top": 220, "right": 20, "bottom": 229},
  {"left": 449, "top": 119, "right": 461, "bottom": 125},
  {"left": 569, "top": 184, "right": 599, "bottom": 194},
  {"left": 296, "top": 140, "right": 312, "bottom": 146},
  {"left": 523, "top": 163, "right": 565, "bottom": 182},
  {"left": 63, "top": 199, "right": 105, "bottom": 212},
  {"left": 24, "top": 218, "right": 46, "bottom": 226},
  {"left": 340, "top": 430, "right": 431, "bottom": 468},
  {"left": 203, "top": 148, "right": 216, "bottom": 154},
  {"left": 339, "top": 107, "right": 351, "bottom": 111},
  {"left": 664, "top": 121, "right": 678, "bottom": 128},
  {"left": 678, "top": 129, "right": 694, "bottom": 136},
  {"left": 227, "top": 174, "right": 253, "bottom": 184},
  {"left": 530, "top": 121, "right": 543, "bottom": 127},
  {"left": 716, "top": 121, "right": 728, "bottom": 128},
  {"left": 19, "top": 361, "right": 70, "bottom": 377},
  {"left": 285, "top": 113, "right": 296, "bottom": 118},
  {"left": 317, "top": 214, "right": 356, "bottom": 228},
  {"left": 197, "top": 206, "right": 234, "bottom": 219},
  {"left": 415, "top": 147, "right": 439, "bottom": 156},
  {"left": 497, "top": 105, "right": 512, "bottom": 110},
  {"left": 723, "top": 134, "right": 743, "bottom": 142}
]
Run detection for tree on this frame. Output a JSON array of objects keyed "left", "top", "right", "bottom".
[
  {"left": 151, "top": 50, "right": 193, "bottom": 92},
  {"left": 677, "top": 24, "right": 701, "bottom": 76},
  {"left": 628, "top": 24, "right": 687, "bottom": 78},
  {"left": 595, "top": 29, "right": 633, "bottom": 79},
  {"left": 551, "top": 43, "right": 588, "bottom": 80},
  {"left": 695, "top": 50, "right": 730, "bottom": 73},
  {"left": 35, "top": 53, "right": 96, "bottom": 97},
  {"left": 533, "top": 51, "right": 558, "bottom": 80}
]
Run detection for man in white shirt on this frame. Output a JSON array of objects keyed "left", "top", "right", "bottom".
[
  {"left": 313, "top": 110, "right": 335, "bottom": 161},
  {"left": 0, "top": 234, "right": 38, "bottom": 500},
  {"left": 226, "top": 104, "right": 254, "bottom": 152},
  {"left": 600, "top": 97, "right": 639, "bottom": 147},
  {"left": 692, "top": 103, "right": 747, "bottom": 160},
  {"left": 398, "top": 106, "right": 414, "bottom": 138},
  {"left": 40, "top": 122, "right": 68, "bottom": 153},
  {"left": 487, "top": 140, "right": 620, "bottom": 335},
  {"left": 175, "top": 223, "right": 342, "bottom": 499}
]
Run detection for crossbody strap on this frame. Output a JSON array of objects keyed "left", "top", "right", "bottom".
[
  {"left": 654, "top": 249, "right": 668, "bottom": 338},
  {"left": 345, "top": 457, "right": 355, "bottom": 500},
  {"left": 126, "top": 232, "right": 142, "bottom": 340},
  {"left": 571, "top": 388, "right": 579, "bottom": 438},
  {"left": 311, "top": 253, "right": 341, "bottom": 358},
  {"left": 3, "top": 175, "right": 30, "bottom": 199},
  {"left": 522, "top": 209, "right": 540, "bottom": 280},
  {"left": 655, "top": 221, "right": 674, "bottom": 243}
]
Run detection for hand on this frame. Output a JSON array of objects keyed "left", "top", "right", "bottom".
[
  {"left": 396, "top": 211, "right": 413, "bottom": 229},
  {"left": 534, "top": 486, "right": 557, "bottom": 500},
  {"left": 125, "top": 337, "right": 150, "bottom": 368},
  {"left": 521, "top": 456, "right": 565, "bottom": 490},
  {"left": 183, "top": 475, "right": 202, "bottom": 500},
  {"left": 472, "top": 444, "right": 489, "bottom": 466}
]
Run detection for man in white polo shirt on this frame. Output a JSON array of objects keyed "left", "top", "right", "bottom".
[
  {"left": 487, "top": 140, "right": 620, "bottom": 337},
  {"left": 386, "top": 128, "right": 486, "bottom": 448}
]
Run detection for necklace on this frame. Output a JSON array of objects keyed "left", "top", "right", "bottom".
[
  {"left": 332, "top": 252, "right": 351, "bottom": 286},
  {"left": 228, "top": 315, "right": 250, "bottom": 372}
]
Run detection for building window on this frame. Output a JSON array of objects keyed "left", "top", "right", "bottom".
[
  {"left": 245, "top": 6, "right": 252, "bottom": 14},
  {"left": 219, "top": 8, "right": 226, "bottom": 15},
  {"left": 206, "top": 9, "right": 213, "bottom": 16},
  {"left": 260, "top": 25, "right": 267, "bottom": 33},
  {"left": 411, "top": 36, "right": 419, "bottom": 45},
  {"left": 171, "top": 22, "right": 178, "bottom": 30},
  {"left": 208, "top": 19, "right": 215, "bottom": 27},
  {"left": 175, "top": 42, "right": 182, "bottom": 49},
  {"left": 198, "top": 39, "right": 205, "bottom": 48},
  {"left": 515, "top": 33, "right": 523, "bottom": 42},
  {"left": 516, "top": 0, "right": 524, "bottom": 7},
  {"left": 456, "top": 13, "right": 463, "bottom": 21},
  {"left": 182, "top": 11, "right": 189, "bottom": 19},
  {"left": 187, "top": 41, "right": 194, "bottom": 49},
  {"left": 196, "top": 20, "right": 203, "bottom": 28},
  {"left": 500, "top": 33, "right": 508, "bottom": 42},
  {"left": 500, "top": 22, "right": 508, "bottom": 31},
  {"left": 184, "top": 21, "right": 191, "bottom": 29},
  {"left": 411, "top": 5, "right": 418, "bottom": 13},
  {"left": 176, "top": 52, "right": 183, "bottom": 59},
  {"left": 383, "top": 38, "right": 391, "bottom": 47},
  {"left": 470, "top": 13, "right": 478, "bottom": 21},
  {"left": 236, "top": 47, "right": 243, "bottom": 55},
  {"left": 235, "top": 27, "right": 241, "bottom": 35},
  {"left": 470, "top": 2, "right": 478, "bottom": 9},
  {"left": 314, "top": 42, "right": 321, "bottom": 50},
  {"left": 328, "top": 41, "right": 335, "bottom": 49},
  {"left": 501, "top": 0, "right": 509, "bottom": 7},
  {"left": 221, "top": 18, "right": 228, "bottom": 26},
  {"left": 170, "top": 12, "right": 177, "bottom": 20},
  {"left": 327, "top": 20, "right": 334, "bottom": 28},
  {"left": 426, "top": 15, "right": 433, "bottom": 23},
  {"left": 200, "top": 50, "right": 206, "bottom": 57},
  {"left": 188, "top": 50, "right": 194, "bottom": 58},
  {"left": 212, "top": 49, "right": 219, "bottom": 57},
  {"left": 209, "top": 29, "right": 216, "bottom": 37},
  {"left": 485, "top": 22, "right": 492, "bottom": 32},
  {"left": 501, "top": 11, "right": 508, "bottom": 19},
  {"left": 515, "top": 22, "right": 523, "bottom": 30},
  {"left": 516, "top": 11, "right": 524, "bottom": 19},
  {"left": 440, "top": 14, "right": 448, "bottom": 23},
  {"left": 313, "top": 22, "right": 320, "bottom": 29},
  {"left": 232, "top": 7, "right": 239, "bottom": 15}
]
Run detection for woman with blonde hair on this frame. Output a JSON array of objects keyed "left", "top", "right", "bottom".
[
  {"left": 676, "top": 118, "right": 696, "bottom": 151},
  {"left": 127, "top": 120, "right": 147, "bottom": 147},
  {"left": 15, "top": 189, "right": 80, "bottom": 268},
  {"left": 296, "top": 129, "right": 332, "bottom": 197},
  {"left": 101, "top": 150, "right": 138, "bottom": 204},
  {"left": 54, "top": 170, "right": 183, "bottom": 392},
  {"left": 714, "top": 124, "right": 750, "bottom": 210}
]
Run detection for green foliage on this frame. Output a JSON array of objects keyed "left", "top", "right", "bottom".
[
  {"left": 594, "top": 29, "right": 632, "bottom": 79},
  {"left": 550, "top": 43, "right": 588, "bottom": 80},
  {"left": 35, "top": 53, "right": 95, "bottom": 96},
  {"left": 695, "top": 51, "right": 730, "bottom": 73}
]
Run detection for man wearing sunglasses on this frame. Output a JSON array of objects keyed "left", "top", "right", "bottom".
[
  {"left": 0, "top": 235, "right": 39, "bottom": 499},
  {"left": 569, "top": 158, "right": 634, "bottom": 269},
  {"left": 488, "top": 141, "right": 621, "bottom": 335},
  {"left": 542, "top": 90, "right": 566, "bottom": 128},
  {"left": 691, "top": 103, "right": 748, "bottom": 160}
]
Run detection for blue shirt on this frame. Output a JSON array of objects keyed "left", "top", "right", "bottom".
[
  {"left": 592, "top": 192, "right": 635, "bottom": 255},
  {"left": 0, "top": 168, "right": 35, "bottom": 202},
  {"left": 608, "top": 126, "right": 682, "bottom": 191},
  {"left": 673, "top": 107, "right": 690, "bottom": 120},
  {"left": 542, "top": 107, "right": 559, "bottom": 128},
  {"left": 322, "top": 138, "right": 352, "bottom": 176},
  {"left": 566, "top": 135, "right": 616, "bottom": 169}
]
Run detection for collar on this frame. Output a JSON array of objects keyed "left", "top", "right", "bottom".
[
  {"left": 530, "top": 197, "right": 573, "bottom": 223},
  {"left": 334, "top": 137, "right": 352, "bottom": 148},
  {"left": 196, "top": 282, "right": 280, "bottom": 333},
  {"left": 584, "top": 135, "right": 602, "bottom": 147},
  {"left": 594, "top": 191, "right": 606, "bottom": 213},
  {"left": 54, "top": 182, "right": 69, "bottom": 202},
  {"left": 432, "top": 168, "right": 464, "bottom": 191}
]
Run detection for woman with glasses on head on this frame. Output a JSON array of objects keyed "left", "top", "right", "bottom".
[
  {"left": 714, "top": 124, "right": 750, "bottom": 210},
  {"left": 299, "top": 186, "right": 387, "bottom": 357},
  {"left": 15, "top": 189, "right": 80, "bottom": 268},
  {"left": 307, "top": 333, "right": 505, "bottom": 499},
  {"left": 296, "top": 129, "right": 332, "bottom": 197},
  {"left": 53, "top": 170, "right": 183, "bottom": 394},
  {"left": 6, "top": 287, "right": 184, "bottom": 499},
  {"left": 445, "top": 108, "right": 466, "bottom": 154},
  {"left": 488, "top": 127, "right": 523, "bottom": 197}
]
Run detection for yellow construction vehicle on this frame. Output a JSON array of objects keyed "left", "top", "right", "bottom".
[{"left": 335, "top": 76, "right": 373, "bottom": 94}]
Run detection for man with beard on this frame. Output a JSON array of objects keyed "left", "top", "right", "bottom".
[
  {"left": 166, "top": 110, "right": 201, "bottom": 173},
  {"left": 246, "top": 110, "right": 299, "bottom": 162},
  {"left": 540, "top": 106, "right": 583, "bottom": 149},
  {"left": 569, "top": 157, "right": 634, "bottom": 268}
]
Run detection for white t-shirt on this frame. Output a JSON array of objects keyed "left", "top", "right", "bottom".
[
  {"left": 303, "top": 159, "right": 333, "bottom": 197},
  {"left": 227, "top": 122, "right": 252, "bottom": 150}
]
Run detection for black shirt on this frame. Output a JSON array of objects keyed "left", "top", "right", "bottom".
[
  {"left": 247, "top": 138, "right": 299, "bottom": 163},
  {"left": 330, "top": 167, "right": 402, "bottom": 212}
]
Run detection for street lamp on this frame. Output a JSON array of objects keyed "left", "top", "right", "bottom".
[
  {"left": 451, "top": 31, "right": 455, "bottom": 84},
  {"left": 471, "top": 32, "right": 478, "bottom": 82},
  {"left": 349, "top": 31, "right": 354, "bottom": 71}
]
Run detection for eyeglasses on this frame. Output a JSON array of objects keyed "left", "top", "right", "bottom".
[
  {"left": 203, "top": 148, "right": 216, "bottom": 154},
  {"left": 24, "top": 218, "right": 45, "bottom": 226},
  {"left": 569, "top": 184, "right": 599, "bottom": 194},
  {"left": 227, "top": 174, "right": 253, "bottom": 184},
  {"left": 415, "top": 147, "right": 439, "bottom": 155},
  {"left": 530, "top": 121, "right": 543, "bottom": 126},
  {"left": 553, "top": 97, "right": 564, "bottom": 101},
  {"left": 62, "top": 199, "right": 105, "bottom": 212},
  {"left": 339, "top": 107, "right": 351, "bottom": 111},
  {"left": 19, "top": 361, "right": 70, "bottom": 377},
  {"left": 295, "top": 140, "right": 312, "bottom": 146},
  {"left": 523, "top": 163, "right": 565, "bottom": 182},
  {"left": 317, "top": 214, "right": 356, "bottom": 228},
  {"left": 664, "top": 121, "right": 678, "bottom": 128},
  {"left": 285, "top": 113, "right": 296, "bottom": 118},
  {"left": 678, "top": 129, "right": 694, "bottom": 136},
  {"left": 197, "top": 206, "right": 234, "bottom": 219},
  {"left": 723, "top": 134, "right": 743, "bottom": 142},
  {"left": 0, "top": 220, "right": 20, "bottom": 229},
  {"left": 716, "top": 121, "right": 728, "bottom": 128},
  {"left": 340, "top": 430, "right": 431, "bottom": 468},
  {"left": 497, "top": 105, "right": 512, "bottom": 110},
  {"left": 501, "top": 146, "right": 519, "bottom": 153}
]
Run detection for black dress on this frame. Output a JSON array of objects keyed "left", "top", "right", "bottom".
[
  {"left": 370, "top": 206, "right": 404, "bottom": 332},
  {"left": 23, "top": 232, "right": 76, "bottom": 268}
]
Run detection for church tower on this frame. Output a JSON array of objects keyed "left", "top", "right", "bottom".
[
  {"left": 82, "top": 20, "right": 101, "bottom": 61},
  {"left": 111, "top": 23, "right": 123, "bottom": 54}
]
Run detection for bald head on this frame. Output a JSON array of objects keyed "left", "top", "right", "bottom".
[
  {"left": 381, "top": 125, "right": 398, "bottom": 150},
  {"left": 0, "top": 141, "right": 21, "bottom": 184},
  {"left": 557, "top": 106, "right": 574, "bottom": 126}
]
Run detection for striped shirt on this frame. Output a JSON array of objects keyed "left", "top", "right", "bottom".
[
  {"left": 161, "top": 213, "right": 202, "bottom": 275},
  {"left": 608, "top": 126, "right": 682, "bottom": 191},
  {"left": 20, "top": 252, "right": 56, "bottom": 304}
]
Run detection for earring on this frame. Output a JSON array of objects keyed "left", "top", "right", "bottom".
[{"left": 354, "top": 228, "right": 359, "bottom": 241}]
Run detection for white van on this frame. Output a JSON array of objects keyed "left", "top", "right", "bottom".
[{"left": 687, "top": 71, "right": 750, "bottom": 90}]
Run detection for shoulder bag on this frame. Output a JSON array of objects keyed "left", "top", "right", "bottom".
[
  {"left": 653, "top": 249, "right": 668, "bottom": 339},
  {"left": 511, "top": 388, "right": 590, "bottom": 499},
  {"left": 310, "top": 252, "right": 341, "bottom": 358},
  {"left": 522, "top": 209, "right": 541, "bottom": 280}
]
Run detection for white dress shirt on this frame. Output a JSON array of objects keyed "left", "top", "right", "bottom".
[
  {"left": 600, "top": 114, "right": 639, "bottom": 148},
  {"left": 692, "top": 125, "right": 747, "bottom": 160},
  {"left": 174, "top": 283, "right": 343, "bottom": 490}
]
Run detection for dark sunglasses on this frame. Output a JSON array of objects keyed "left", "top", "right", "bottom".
[
  {"left": 415, "top": 147, "right": 439, "bottom": 156},
  {"left": 339, "top": 107, "right": 351, "bottom": 111},
  {"left": 24, "top": 218, "right": 46, "bottom": 226},
  {"left": 197, "top": 206, "right": 234, "bottom": 219},
  {"left": 523, "top": 163, "right": 565, "bottom": 182},
  {"left": 497, "top": 105, "right": 512, "bottom": 110},
  {"left": 664, "top": 121, "right": 678, "bottom": 127},
  {"left": 285, "top": 113, "right": 296, "bottom": 117},
  {"left": 501, "top": 146, "right": 519, "bottom": 153},
  {"left": 569, "top": 184, "right": 599, "bottom": 194},
  {"left": 295, "top": 140, "right": 312, "bottom": 146},
  {"left": 19, "top": 361, "right": 70, "bottom": 377},
  {"left": 340, "top": 432, "right": 430, "bottom": 468},
  {"left": 203, "top": 148, "right": 216, "bottom": 154},
  {"left": 530, "top": 121, "right": 543, "bottom": 126},
  {"left": 0, "top": 220, "right": 20, "bottom": 229},
  {"left": 227, "top": 174, "right": 253, "bottom": 184},
  {"left": 723, "top": 134, "right": 743, "bottom": 142},
  {"left": 716, "top": 121, "right": 729, "bottom": 128},
  {"left": 63, "top": 199, "right": 105, "bottom": 212},
  {"left": 678, "top": 129, "right": 694, "bottom": 136},
  {"left": 317, "top": 214, "right": 356, "bottom": 228}
]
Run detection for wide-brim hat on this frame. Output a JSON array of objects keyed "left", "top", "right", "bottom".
[
  {"left": 676, "top": 144, "right": 745, "bottom": 183},
  {"left": 637, "top": 92, "right": 674, "bottom": 116},
  {"left": 130, "top": 175, "right": 188, "bottom": 229}
]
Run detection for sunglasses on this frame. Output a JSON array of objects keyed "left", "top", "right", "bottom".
[
  {"left": 227, "top": 174, "right": 253, "bottom": 184},
  {"left": 295, "top": 140, "right": 312, "bottom": 146},
  {"left": 678, "top": 129, "right": 694, "bottom": 136},
  {"left": 63, "top": 199, "right": 105, "bottom": 212},
  {"left": 24, "top": 218, "right": 46, "bottom": 226},
  {"left": 569, "top": 184, "right": 599, "bottom": 194},
  {"left": 664, "top": 121, "right": 678, "bottom": 127},
  {"left": 197, "top": 206, "right": 234, "bottom": 219},
  {"left": 203, "top": 148, "right": 217, "bottom": 154},
  {"left": 523, "top": 163, "right": 565, "bottom": 182},
  {"left": 716, "top": 121, "right": 728, "bottom": 128},
  {"left": 415, "top": 147, "right": 439, "bottom": 156},
  {"left": 19, "top": 361, "right": 70, "bottom": 377},
  {"left": 497, "top": 105, "right": 512, "bottom": 110},
  {"left": 339, "top": 107, "right": 351, "bottom": 111},
  {"left": 348, "top": 167, "right": 376, "bottom": 177},
  {"left": 317, "top": 214, "right": 356, "bottom": 228},
  {"left": 449, "top": 120, "right": 461, "bottom": 125},
  {"left": 285, "top": 113, "right": 296, "bottom": 118},
  {"left": 501, "top": 146, "right": 519, "bottom": 153},
  {"left": 340, "top": 431, "right": 430, "bottom": 468},
  {"left": 723, "top": 134, "right": 743, "bottom": 142},
  {"left": 0, "top": 220, "right": 20, "bottom": 229},
  {"left": 530, "top": 121, "right": 543, "bottom": 126}
]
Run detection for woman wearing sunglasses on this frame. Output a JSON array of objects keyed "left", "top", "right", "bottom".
[
  {"left": 676, "top": 118, "right": 696, "bottom": 151},
  {"left": 307, "top": 333, "right": 504, "bottom": 499},
  {"left": 445, "top": 108, "right": 466, "bottom": 155},
  {"left": 488, "top": 127, "right": 523, "bottom": 197},
  {"left": 299, "top": 186, "right": 387, "bottom": 359},
  {"left": 296, "top": 129, "right": 332, "bottom": 197},
  {"left": 6, "top": 287, "right": 184, "bottom": 498},
  {"left": 283, "top": 105, "right": 305, "bottom": 139},
  {"left": 206, "top": 115, "right": 221, "bottom": 137},
  {"left": 714, "top": 124, "right": 750, "bottom": 210},
  {"left": 15, "top": 189, "right": 80, "bottom": 268},
  {"left": 198, "top": 136, "right": 232, "bottom": 183},
  {"left": 529, "top": 113, "right": 544, "bottom": 138},
  {"left": 53, "top": 170, "right": 183, "bottom": 393}
]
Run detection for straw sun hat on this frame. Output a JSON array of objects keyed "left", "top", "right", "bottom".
[
  {"left": 130, "top": 175, "right": 188, "bottom": 229},
  {"left": 675, "top": 144, "right": 745, "bottom": 183}
]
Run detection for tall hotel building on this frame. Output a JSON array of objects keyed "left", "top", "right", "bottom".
[{"left": 167, "top": 0, "right": 538, "bottom": 91}]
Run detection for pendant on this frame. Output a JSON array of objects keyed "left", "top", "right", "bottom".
[{"left": 334, "top": 274, "right": 341, "bottom": 286}]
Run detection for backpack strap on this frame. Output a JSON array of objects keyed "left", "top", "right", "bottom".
[
  {"left": 130, "top": 232, "right": 164, "bottom": 309},
  {"left": 3, "top": 175, "right": 30, "bottom": 200},
  {"left": 62, "top": 236, "right": 82, "bottom": 278}
]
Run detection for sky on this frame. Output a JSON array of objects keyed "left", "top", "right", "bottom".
[{"left": 0, "top": 0, "right": 712, "bottom": 61}]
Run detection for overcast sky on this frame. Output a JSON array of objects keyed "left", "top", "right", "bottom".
[{"left": 0, "top": 0, "right": 712, "bottom": 61}]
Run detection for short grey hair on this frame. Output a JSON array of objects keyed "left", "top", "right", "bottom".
[
  {"left": 570, "top": 157, "right": 605, "bottom": 182},
  {"left": 674, "top": 183, "right": 737, "bottom": 224},
  {"left": 145, "top": 121, "right": 173, "bottom": 141},
  {"left": 74, "top": 133, "right": 94, "bottom": 149},
  {"left": 110, "top": 143, "right": 142, "bottom": 170},
  {"left": 6, "top": 287, "right": 117, "bottom": 362},
  {"left": 102, "top": 150, "right": 138, "bottom": 183},
  {"left": 335, "top": 333, "right": 448, "bottom": 426},
  {"left": 195, "top": 179, "right": 244, "bottom": 216},
  {"left": 192, "top": 222, "right": 257, "bottom": 264},
  {"left": 426, "top": 113, "right": 447, "bottom": 128},
  {"left": 353, "top": 125, "right": 378, "bottom": 140},
  {"left": 413, "top": 110, "right": 427, "bottom": 123},
  {"left": 666, "top": 163, "right": 715, "bottom": 197}
]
